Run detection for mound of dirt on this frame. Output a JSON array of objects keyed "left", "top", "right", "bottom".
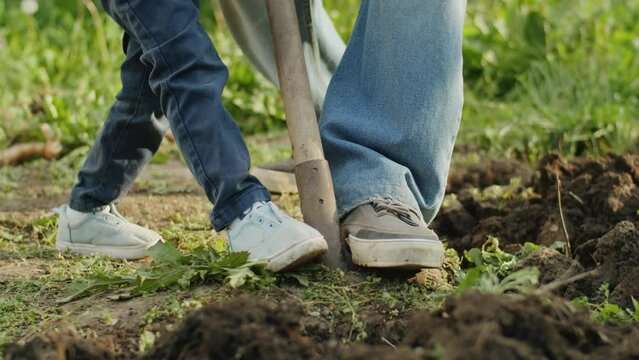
[
  {"left": 585, "top": 221, "right": 639, "bottom": 306},
  {"left": 516, "top": 221, "right": 639, "bottom": 305},
  {"left": 141, "top": 296, "right": 318, "bottom": 360},
  {"left": 433, "top": 154, "right": 639, "bottom": 258},
  {"left": 401, "top": 291, "right": 639, "bottom": 360},
  {"left": 4, "top": 330, "right": 120, "bottom": 360},
  {"left": 515, "top": 247, "right": 582, "bottom": 285},
  {"left": 437, "top": 153, "right": 639, "bottom": 256}
]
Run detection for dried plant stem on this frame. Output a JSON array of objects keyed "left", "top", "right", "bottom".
[
  {"left": 534, "top": 269, "right": 597, "bottom": 295},
  {"left": 0, "top": 124, "right": 61, "bottom": 166},
  {"left": 556, "top": 175, "right": 572, "bottom": 258}
]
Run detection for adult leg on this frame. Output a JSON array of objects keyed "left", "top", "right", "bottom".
[
  {"left": 320, "top": 0, "right": 466, "bottom": 223},
  {"left": 321, "top": 0, "right": 466, "bottom": 268}
]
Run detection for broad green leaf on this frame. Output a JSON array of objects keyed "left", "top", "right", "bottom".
[
  {"left": 57, "top": 274, "right": 130, "bottom": 303},
  {"left": 214, "top": 251, "right": 250, "bottom": 268},
  {"left": 147, "top": 242, "right": 185, "bottom": 264},
  {"left": 464, "top": 248, "right": 484, "bottom": 267},
  {"left": 133, "top": 269, "right": 184, "bottom": 294},
  {"left": 226, "top": 265, "right": 257, "bottom": 288},
  {"left": 494, "top": 267, "right": 539, "bottom": 293},
  {"left": 284, "top": 273, "right": 310, "bottom": 287}
]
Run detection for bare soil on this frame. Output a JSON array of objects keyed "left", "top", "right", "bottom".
[
  {"left": 4, "top": 152, "right": 639, "bottom": 359},
  {"left": 8, "top": 292, "right": 639, "bottom": 360},
  {"left": 435, "top": 153, "right": 639, "bottom": 305}
]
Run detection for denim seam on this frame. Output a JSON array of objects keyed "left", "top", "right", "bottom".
[
  {"left": 88, "top": 65, "right": 150, "bottom": 208},
  {"left": 123, "top": 0, "right": 221, "bottom": 197}
]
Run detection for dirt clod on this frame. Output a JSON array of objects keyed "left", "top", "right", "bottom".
[
  {"left": 5, "top": 330, "right": 119, "bottom": 360},
  {"left": 141, "top": 296, "right": 318, "bottom": 360},
  {"left": 516, "top": 247, "right": 581, "bottom": 285},
  {"left": 401, "top": 291, "right": 639, "bottom": 360},
  {"left": 588, "top": 221, "right": 639, "bottom": 303}
]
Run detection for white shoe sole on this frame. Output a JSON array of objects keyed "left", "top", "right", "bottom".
[
  {"left": 56, "top": 238, "right": 161, "bottom": 260},
  {"left": 265, "top": 236, "right": 328, "bottom": 272},
  {"left": 346, "top": 235, "right": 443, "bottom": 269}
]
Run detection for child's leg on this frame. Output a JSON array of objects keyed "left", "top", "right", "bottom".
[
  {"left": 59, "top": 35, "right": 166, "bottom": 260},
  {"left": 59, "top": 0, "right": 328, "bottom": 270},
  {"left": 69, "top": 33, "right": 166, "bottom": 213},
  {"left": 98, "top": 0, "right": 270, "bottom": 231}
]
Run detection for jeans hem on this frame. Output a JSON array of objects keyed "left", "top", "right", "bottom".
[
  {"left": 68, "top": 198, "right": 111, "bottom": 213},
  {"left": 211, "top": 186, "right": 271, "bottom": 231},
  {"left": 336, "top": 184, "right": 421, "bottom": 219}
]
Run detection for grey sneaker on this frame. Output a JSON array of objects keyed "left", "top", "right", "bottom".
[
  {"left": 227, "top": 201, "right": 327, "bottom": 272},
  {"left": 54, "top": 204, "right": 161, "bottom": 260},
  {"left": 341, "top": 199, "right": 443, "bottom": 268}
]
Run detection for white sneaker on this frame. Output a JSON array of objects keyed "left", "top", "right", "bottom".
[
  {"left": 54, "top": 204, "right": 161, "bottom": 260},
  {"left": 227, "top": 201, "right": 328, "bottom": 272}
]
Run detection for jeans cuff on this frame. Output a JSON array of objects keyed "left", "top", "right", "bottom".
[
  {"left": 68, "top": 197, "right": 110, "bottom": 213},
  {"left": 336, "top": 184, "right": 421, "bottom": 221},
  {"left": 211, "top": 186, "right": 271, "bottom": 231}
]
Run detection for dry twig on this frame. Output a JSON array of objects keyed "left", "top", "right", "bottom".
[
  {"left": 0, "top": 124, "right": 62, "bottom": 166},
  {"left": 533, "top": 269, "right": 597, "bottom": 295},
  {"left": 556, "top": 175, "right": 572, "bottom": 257}
]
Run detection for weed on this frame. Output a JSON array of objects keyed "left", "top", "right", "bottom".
[
  {"left": 58, "top": 242, "right": 273, "bottom": 303},
  {"left": 573, "top": 283, "right": 639, "bottom": 324},
  {"left": 458, "top": 237, "right": 540, "bottom": 294}
]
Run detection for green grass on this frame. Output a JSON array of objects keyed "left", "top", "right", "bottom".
[
  {"left": 1, "top": 0, "right": 637, "bottom": 162},
  {"left": 461, "top": 0, "right": 639, "bottom": 159}
]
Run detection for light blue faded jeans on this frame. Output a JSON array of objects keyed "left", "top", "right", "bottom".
[{"left": 320, "top": 0, "right": 466, "bottom": 223}]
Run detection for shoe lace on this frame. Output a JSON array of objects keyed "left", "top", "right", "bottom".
[
  {"left": 242, "top": 202, "right": 284, "bottom": 229},
  {"left": 371, "top": 199, "right": 422, "bottom": 227},
  {"left": 108, "top": 205, "right": 125, "bottom": 220},
  {"left": 98, "top": 204, "right": 125, "bottom": 225},
  {"left": 266, "top": 202, "right": 285, "bottom": 223}
]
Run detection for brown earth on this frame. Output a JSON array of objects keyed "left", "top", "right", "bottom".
[
  {"left": 7, "top": 292, "right": 639, "bottom": 360},
  {"left": 436, "top": 153, "right": 639, "bottom": 253},
  {"left": 4, "top": 152, "right": 639, "bottom": 359},
  {"left": 434, "top": 153, "right": 639, "bottom": 305}
]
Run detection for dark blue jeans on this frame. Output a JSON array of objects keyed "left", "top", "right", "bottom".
[{"left": 68, "top": 0, "right": 270, "bottom": 231}]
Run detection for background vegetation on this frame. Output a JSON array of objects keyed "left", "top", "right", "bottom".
[
  {"left": 1, "top": 1, "right": 638, "bottom": 354},
  {"left": 0, "top": 0, "right": 637, "bottom": 162}
]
